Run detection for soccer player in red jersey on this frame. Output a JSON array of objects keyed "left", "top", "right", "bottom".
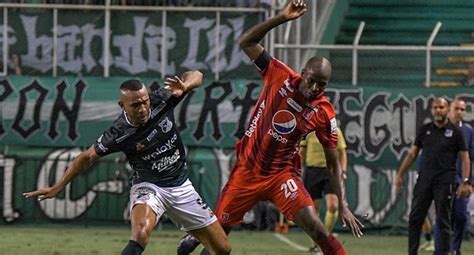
[{"left": 178, "top": 1, "right": 363, "bottom": 254}]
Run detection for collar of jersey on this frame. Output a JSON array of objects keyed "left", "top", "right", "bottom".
[{"left": 123, "top": 110, "right": 151, "bottom": 127}]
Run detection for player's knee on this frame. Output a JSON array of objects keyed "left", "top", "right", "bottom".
[
  {"left": 327, "top": 205, "right": 338, "bottom": 212},
  {"left": 131, "top": 222, "right": 152, "bottom": 246}
]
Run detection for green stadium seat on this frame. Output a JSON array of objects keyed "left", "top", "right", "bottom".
[{"left": 329, "top": 0, "right": 474, "bottom": 86}]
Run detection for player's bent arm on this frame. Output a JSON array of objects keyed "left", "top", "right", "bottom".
[
  {"left": 238, "top": 0, "right": 306, "bottom": 60},
  {"left": 324, "top": 147, "right": 348, "bottom": 208},
  {"left": 23, "top": 145, "right": 101, "bottom": 200}
]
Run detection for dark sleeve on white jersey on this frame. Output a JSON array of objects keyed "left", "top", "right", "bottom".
[
  {"left": 152, "top": 88, "right": 187, "bottom": 108},
  {"left": 94, "top": 127, "right": 122, "bottom": 156}
]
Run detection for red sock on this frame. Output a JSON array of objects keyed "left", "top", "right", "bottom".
[{"left": 316, "top": 234, "right": 347, "bottom": 255}]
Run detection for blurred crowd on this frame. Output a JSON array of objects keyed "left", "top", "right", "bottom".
[{"left": 6, "top": 0, "right": 273, "bottom": 7}]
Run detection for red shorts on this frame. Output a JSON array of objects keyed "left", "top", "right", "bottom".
[{"left": 214, "top": 163, "right": 313, "bottom": 227}]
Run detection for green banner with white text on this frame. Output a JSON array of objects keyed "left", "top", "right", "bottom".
[
  {"left": 2, "top": 9, "right": 261, "bottom": 79},
  {"left": 1, "top": 76, "right": 473, "bottom": 229}
]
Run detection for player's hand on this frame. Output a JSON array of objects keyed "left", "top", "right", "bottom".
[
  {"left": 456, "top": 183, "right": 472, "bottom": 198},
  {"left": 23, "top": 186, "right": 61, "bottom": 201},
  {"left": 164, "top": 75, "right": 185, "bottom": 97},
  {"left": 395, "top": 174, "right": 403, "bottom": 193},
  {"left": 281, "top": 0, "right": 307, "bottom": 21},
  {"left": 340, "top": 207, "right": 364, "bottom": 238}
]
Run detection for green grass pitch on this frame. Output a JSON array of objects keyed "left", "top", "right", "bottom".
[{"left": 1, "top": 225, "right": 473, "bottom": 254}]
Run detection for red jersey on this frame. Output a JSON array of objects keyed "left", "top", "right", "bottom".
[{"left": 236, "top": 52, "right": 338, "bottom": 175}]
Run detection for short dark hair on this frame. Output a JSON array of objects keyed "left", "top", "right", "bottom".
[{"left": 120, "top": 79, "right": 144, "bottom": 91}]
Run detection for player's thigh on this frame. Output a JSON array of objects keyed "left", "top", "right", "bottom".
[
  {"left": 164, "top": 180, "right": 217, "bottom": 232},
  {"left": 130, "top": 204, "right": 157, "bottom": 236},
  {"left": 129, "top": 183, "right": 165, "bottom": 228},
  {"left": 214, "top": 176, "right": 262, "bottom": 227},
  {"left": 268, "top": 171, "right": 313, "bottom": 221},
  {"left": 188, "top": 221, "right": 231, "bottom": 252}
]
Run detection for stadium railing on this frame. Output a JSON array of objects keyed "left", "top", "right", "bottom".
[
  {"left": 275, "top": 21, "right": 474, "bottom": 87},
  {"left": 2, "top": 2, "right": 473, "bottom": 86}
]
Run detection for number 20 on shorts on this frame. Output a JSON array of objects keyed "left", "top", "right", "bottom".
[{"left": 281, "top": 179, "right": 298, "bottom": 198}]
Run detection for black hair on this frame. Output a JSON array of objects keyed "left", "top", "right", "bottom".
[{"left": 120, "top": 79, "right": 144, "bottom": 91}]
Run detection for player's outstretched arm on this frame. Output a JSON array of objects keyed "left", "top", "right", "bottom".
[
  {"left": 23, "top": 146, "right": 101, "bottom": 201},
  {"left": 239, "top": 0, "right": 307, "bottom": 60},
  {"left": 164, "top": 70, "right": 203, "bottom": 97},
  {"left": 324, "top": 147, "right": 364, "bottom": 237}
]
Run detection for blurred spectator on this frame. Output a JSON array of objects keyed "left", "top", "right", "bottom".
[
  {"left": 0, "top": 54, "right": 22, "bottom": 76},
  {"left": 461, "top": 62, "right": 474, "bottom": 87}
]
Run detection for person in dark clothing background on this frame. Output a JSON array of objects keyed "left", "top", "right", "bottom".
[
  {"left": 433, "top": 97, "right": 474, "bottom": 255},
  {"left": 395, "top": 97, "right": 472, "bottom": 255}
]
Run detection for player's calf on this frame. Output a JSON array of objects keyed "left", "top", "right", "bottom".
[
  {"left": 177, "top": 234, "right": 202, "bottom": 255},
  {"left": 317, "top": 234, "right": 347, "bottom": 255}
]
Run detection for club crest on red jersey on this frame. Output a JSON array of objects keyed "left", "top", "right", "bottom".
[{"left": 272, "top": 110, "right": 297, "bottom": 134}]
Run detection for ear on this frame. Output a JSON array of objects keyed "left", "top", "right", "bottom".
[
  {"left": 301, "top": 68, "right": 305, "bottom": 76},
  {"left": 118, "top": 101, "right": 124, "bottom": 108}
]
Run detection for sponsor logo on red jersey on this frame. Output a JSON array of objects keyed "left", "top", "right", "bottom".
[{"left": 272, "top": 110, "right": 297, "bottom": 134}]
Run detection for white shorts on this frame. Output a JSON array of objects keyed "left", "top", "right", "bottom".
[{"left": 129, "top": 179, "right": 217, "bottom": 232}]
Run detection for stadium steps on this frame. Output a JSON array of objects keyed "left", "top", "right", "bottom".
[
  {"left": 430, "top": 81, "right": 461, "bottom": 87},
  {"left": 330, "top": 0, "right": 474, "bottom": 86},
  {"left": 448, "top": 56, "right": 474, "bottom": 63},
  {"left": 435, "top": 68, "right": 467, "bottom": 76}
]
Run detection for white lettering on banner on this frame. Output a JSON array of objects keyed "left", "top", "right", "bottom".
[
  {"left": 14, "top": 14, "right": 250, "bottom": 75},
  {"left": 113, "top": 16, "right": 148, "bottom": 74},
  {"left": 1, "top": 156, "right": 20, "bottom": 222},
  {"left": 152, "top": 149, "right": 180, "bottom": 171},
  {"left": 181, "top": 17, "right": 214, "bottom": 70},
  {"left": 145, "top": 24, "right": 176, "bottom": 75},
  {"left": 57, "top": 25, "right": 83, "bottom": 73},
  {"left": 205, "top": 23, "right": 231, "bottom": 72},
  {"left": 81, "top": 24, "right": 105, "bottom": 72},
  {"left": 0, "top": 25, "right": 17, "bottom": 47},
  {"left": 352, "top": 164, "right": 417, "bottom": 224},
  {"left": 225, "top": 17, "right": 251, "bottom": 70},
  {"left": 37, "top": 149, "right": 123, "bottom": 219},
  {"left": 37, "top": 149, "right": 92, "bottom": 219},
  {"left": 21, "top": 15, "right": 52, "bottom": 73},
  {"left": 245, "top": 101, "right": 265, "bottom": 137},
  {"left": 182, "top": 16, "right": 251, "bottom": 72},
  {"left": 267, "top": 129, "right": 288, "bottom": 143},
  {"left": 141, "top": 133, "right": 178, "bottom": 160}
]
